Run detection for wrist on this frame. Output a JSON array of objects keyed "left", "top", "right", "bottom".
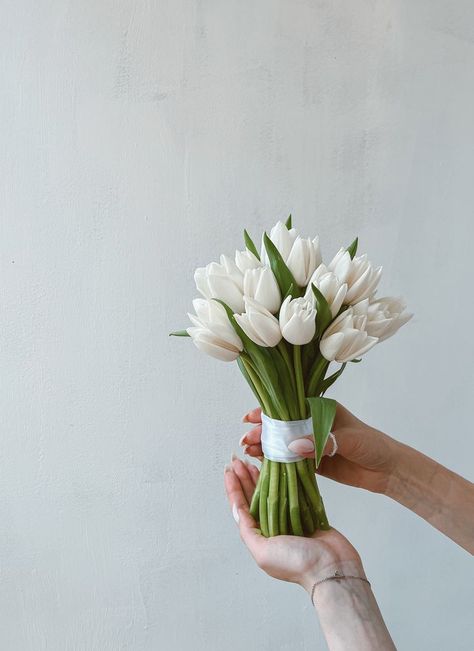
[{"left": 299, "top": 556, "right": 365, "bottom": 594}]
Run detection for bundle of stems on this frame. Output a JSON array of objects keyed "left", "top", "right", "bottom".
[{"left": 239, "top": 341, "right": 332, "bottom": 537}]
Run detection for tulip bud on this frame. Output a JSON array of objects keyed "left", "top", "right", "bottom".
[
  {"left": 366, "top": 296, "right": 413, "bottom": 342},
  {"left": 305, "top": 264, "right": 348, "bottom": 317},
  {"left": 328, "top": 249, "right": 382, "bottom": 305},
  {"left": 260, "top": 220, "right": 298, "bottom": 264},
  {"left": 319, "top": 304, "right": 378, "bottom": 363},
  {"left": 279, "top": 296, "right": 316, "bottom": 345},
  {"left": 243, "top": 267, "right": 281, "bottom": 314},
  {"left": 286, "top": 236, "right": 322, "bottom": 287},
  {"left": 235, "top": 249, "right": 262, "bottom": 274},
  {"left": 234, "top": 297, "right": 282, "bottom": 347},
  {"left": 194, "top": 254, "right": 244, "bottom": 313},
  {"left": 187, "top": 298, "right": 243, "bottom": 362}
]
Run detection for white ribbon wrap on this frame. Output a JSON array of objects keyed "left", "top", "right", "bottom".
[{"left": 261, "top": 414, "right": 314, "bottom": 463}]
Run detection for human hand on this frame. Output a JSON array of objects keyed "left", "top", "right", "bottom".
[
  {"left": 240, "top": 403, "right": 400, "bottom": 495},
  {"left": 224, "top": 456, "right": 363, "bottom": 592}
]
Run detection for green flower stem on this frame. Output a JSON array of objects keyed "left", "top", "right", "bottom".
[
  {"left": 307, "top": 458, "right": 330, "bottom": 530},
  {"left": 275, "top": 342, "right": 299, "bottom": 420},
  {"left": 277, "top": 341, "right": 296, "bottom": 383},
  {"left": 307, "top": 355, "right": 329, "bottom": 397},
  {"left": 240, "top": 356, "right": 275, "bottom": 417},
  {"left": 268, "top": 461, "right": 280, "bottom": 536},
  {"left": 249, "top": 468, "right": 262, "bottom": 520},
  {"left": 286, "top": 462, "right": 303, "bottom": 536},
  {"left": 300, "top": 459, "right": 330, "bottom": 530},
  {"left": 297, "top": 482, "right": 315, "bottom": 535},
  {"left": 259, "top": 458, "right": 270, "bottom": 537},
  {"left": 278, "top": 465, "right": 288, "bottom": 534},
  {"left": 293, "top": 345, "right": 307, "bottom": 419},
  {"left": 296, "top": 459, "right": 329, "bottom": 530}
]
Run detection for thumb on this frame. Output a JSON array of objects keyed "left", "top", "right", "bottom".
[
  {"left": 288, "top": 435, "right": 315, "bottom": 458},
  {"left": 288, "top": 433, "right": 338, "bottom": 458}
]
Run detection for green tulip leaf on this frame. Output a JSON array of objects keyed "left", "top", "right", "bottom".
[
  {"left": 346, "top": 237, "right": 359, "bottom": 259},
  {"left": 213, "top": 299, "right": 286, "bottom": 418},
  {"left": 169, "top": 330, "right": 190, "bottom": 337},
  {"left": 243, "top": 229, "right": 260, "bottom": 261},
  {"left": 311, "top": 284, "right": 332, "bottom": 336},
  {"left": 285, "top": 214, "right": 292, "bottom": 229},
  {"left": 306, "top": 396, "right": 337, "bottom": 467},
  {"left": 319, "top": 363, "right": 346, "bottom": 395},
  {"left": 283, "top": 283, "right": 294, "bottom": 301},
  {"left": 237, "top": 357, "right": 264, "bottom": 408},
  {"left": 263, "top": 232, "right": 302, "bottom": 298}
]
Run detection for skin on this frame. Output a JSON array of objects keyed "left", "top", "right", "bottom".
[
  {"left": 240, "top": 403, "right": 474, "bottom": 553},
  {"left": 225, "top": 403, "right": 474, "bottom": 649},
  {"left": 225, "top": 459, "right": 396, "bottom": 650}
]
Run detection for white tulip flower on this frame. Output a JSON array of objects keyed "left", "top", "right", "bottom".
[
  {"left": 260, "top": 221, "right": 321, "bottom": 287},
  {"left": 260, "top": 220, "right": 298, "bottom": 263},
  {"left": 235, "top": 249, "right": 262, "bottom": 274},
  {"left": 279, "top": 296, "right": 316, "bottom": 345},
  {"left": 187, "top": 298, "right": 243, "bottom": 362},
  {"left": 328, "top": 249, "right": 382, "bottom": 305},
  {"left": 234, "top": 297, "right": 282, "bottom": 348},
  {"left": 305, "top": 264, "right": 348, "bottom": 317},
  {"left": 194, "top": 254, "right": 244, "bottom": 313},
  {"left": 243, "top": 267, "right": 281, "bottom": 314},
  {"left": 366, "top": 296, "right": 413, "bottom": 342},
  {"left": 319, "top": 304, "right": 378, "bottom": 363},
  {"left": 286, "top": 236, "right": 322, "bottom": 286}
]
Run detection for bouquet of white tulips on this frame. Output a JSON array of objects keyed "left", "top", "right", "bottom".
[{"left": 172, "top": 217, "right": 412, "bottom": 537}]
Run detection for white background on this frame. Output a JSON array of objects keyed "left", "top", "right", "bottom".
[{"left": 1, "top": 1, "right": 473, "bottom": 649}]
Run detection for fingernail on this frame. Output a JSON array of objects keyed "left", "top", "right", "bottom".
[
  {"left": 224, "top": 464, "right": 232, "bottom": 473},
  {"left": 242, "top": 414, "right": 249, "bottom": 423},
  {"left": 232, "top": 503, "right": 240, "bottom": 524},
  {"left": 288, "top": 438, "right": 314, "bottom": 454},
  {"left": 238, "top": 434, "right": 247, "bottom": 447},
  {"left": 231, "top": 452, "right": 239, "bottom": 462},
  {"left": 242, "top": 445, "right": 249, "bottom": 456}
]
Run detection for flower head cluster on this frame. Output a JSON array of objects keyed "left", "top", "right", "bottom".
[{"left": 183, "top": 220, "right": 412, "bottom": 363}]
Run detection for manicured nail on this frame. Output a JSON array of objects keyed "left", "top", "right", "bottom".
[
  {"left": 238, "top": 434, "right": 247, "bottom": 447},
  {"left": 231, "top": 452, "right": 239, "bottom": 462},
  {"left": 232, "top": 503, "right": 240, "bottom": 524},
  {"left": 288, "top": 438, "right": 314, "bottom": 454},
  {"left": 242, "top": 414, "right": 249, "bottom": 423},
  {"left": 224, "top": 464, "right": 232, "bottom": 473}
]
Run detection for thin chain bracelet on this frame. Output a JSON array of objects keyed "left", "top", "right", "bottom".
[{"left": 310, "top": 570, "right": 371, "bottom": 606}]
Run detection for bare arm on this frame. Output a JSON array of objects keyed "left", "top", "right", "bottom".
[
  {"left": 308, "top": 561, "right": 395, "bottom": 651},
  {"left": 225, "top": 458, "right": 396, "bottom": 651},
  {"left": 241, "top": 404, "right": 474, "bottom": 554},
  {"left": 388, "top": 442, "right": 474, "bottom": 554}
]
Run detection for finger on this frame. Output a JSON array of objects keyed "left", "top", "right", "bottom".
[
  {"left": 231, "top": 455, "right": 256, "bottom": 504},
  {"left": 224, "top": 466, "right": 248, "bottom": 510},
  {"left": 245, "top": 461, "right": 260, "bottom": 485},
  {"left": 244, "top": 443, "right": 263, "bottom": 458},
  {"left": 242, "top": 407, "right": 262, "bottom": 424},
  {"left": 236, "top": 506, "right": 267, "bottom": 557},
  {"left": 224, "top": 468, "right": 266, "bottom": 557},
  {"left": 332, "top": 402, "right": 361, "bottom": 430},
  {"left": 317, "top": 454, "right": 364, "bottom": 487},
  {"left": 287, "top": 435, "right": 315, "bottom": 458},
  {"left": 239, "top": 425, "right": 262, "bottom": 447}
]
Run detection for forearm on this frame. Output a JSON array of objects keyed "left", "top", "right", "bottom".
[
  {"left": 387, "top": 442, "right": 474, "bottom": 554},
  {"left": 302, "top": 560, "right": 396, "bottom": 651}
]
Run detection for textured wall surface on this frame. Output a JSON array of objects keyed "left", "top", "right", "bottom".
[{"left": 1, "top": 1, "right": 473, "bottom": 649}]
